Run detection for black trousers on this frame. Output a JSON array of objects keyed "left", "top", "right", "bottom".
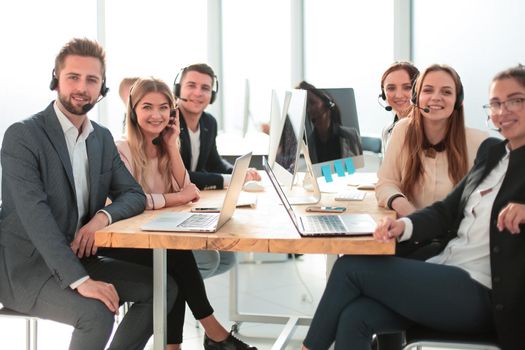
[
  {"left": 99, "top": 248, "right": 214, "bottom": 344},
  {"left": 303, "top": 255, "right": 494, "bottom": 350}
]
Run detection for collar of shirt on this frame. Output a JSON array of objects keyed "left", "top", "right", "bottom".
[{"left": 54, "top": 102, "right": 94, "bottom": 145}]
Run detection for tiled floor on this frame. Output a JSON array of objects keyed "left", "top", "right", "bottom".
[{"left": 0, "top": 253, "right": 329, "bottom": 350}]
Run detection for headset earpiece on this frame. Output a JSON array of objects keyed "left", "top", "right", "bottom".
[
  {"left": 411, "top": 82, "right": 418, "bottom": 106},
  {"left": 49, "top": 68, "right": 109, "bottom": 97},
  {"left": 454, "top": 79, "right": 464, "bottom": 111},
  {"left": 128, "top": 92, "right": 138, "bottom": 125},
  {"left": 380, "top": 87, "right": 386, "bottom": 101},
  {"left": 49, "top": 69, "right": 58, "bottom": 90}
]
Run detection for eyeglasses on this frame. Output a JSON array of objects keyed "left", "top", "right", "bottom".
[{"left": 483, "top": 97, "right": 525, "bottom": 114}]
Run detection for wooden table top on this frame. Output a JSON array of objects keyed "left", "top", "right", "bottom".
[{"left": 95, "top": 175, "right": 395, "bottom": 255}]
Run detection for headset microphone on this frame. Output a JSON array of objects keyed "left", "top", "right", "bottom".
[
  {"left": 377, "top": 94, "right": 392, "bottom": 111},
  {"left": 485, "top": 115, "right": 502, "bottom": 132},
  {"left": 81, "top": 94, "right": 106, "bottom": 114},
  {"left": 416, "top": 105, "right": 430, "bottom": 113}
]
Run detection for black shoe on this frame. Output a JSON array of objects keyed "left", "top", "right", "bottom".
[{"left": 203, "top": 332, "right": 258, "bottom": 350}]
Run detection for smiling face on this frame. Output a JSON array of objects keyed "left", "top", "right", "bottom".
[
  {"left": 135, "top": 91, "right": 171, "bottom": 139},
  {"left": 417, "top": 70, "right": 457, "bottom": 122},
  {"left": 178, "top": 70, "right": 213, "bottom": 117},
  {"left": 56, "top": 55, "right": 103, "bottom": 118},
  {"left": 489, "top": 78, "right": 525, "bottom": 150},
  {"left": 383, "top": 69, "right": 413, "bottom": 117}
]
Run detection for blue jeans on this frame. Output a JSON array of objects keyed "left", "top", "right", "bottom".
[{"left": 303, "top": 255, "right": 493, "bottom": 350}]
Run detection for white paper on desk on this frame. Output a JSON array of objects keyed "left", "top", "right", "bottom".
[
  {"left": 346, "top": 172, "right": 378, "bottom": 187},
  {"left": 236, "top": 192, "right": 257, "bottom": 208}
]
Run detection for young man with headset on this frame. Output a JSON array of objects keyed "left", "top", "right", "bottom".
[
  {"left": 174, "top": 63, "right": 260, "bottom": 190},
  {"left": 174, "top": 63, "right": 260, "bottom": 278},
  {"left": 0, "top": 38, "right": 177, "bottom": 350}
]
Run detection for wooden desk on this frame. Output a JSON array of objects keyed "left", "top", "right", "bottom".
[{"left": 96, "top": 179, "right": 395, "bottom": 349}]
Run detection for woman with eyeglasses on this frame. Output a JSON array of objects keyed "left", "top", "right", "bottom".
[
  {"left": 375, "top": 64, "right": 488, "bottom": 218},
  {"left": 301, "top": 64, "right": 525, "bottom": 350},
  {"left": 379, "top": 61, "right": 420, "bottom": 154}
]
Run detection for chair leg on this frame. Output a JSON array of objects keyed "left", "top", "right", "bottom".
[
  {"left": 25, "top": 318, "right": 30, "bottom": 350},
  {"left": 30, "top": 318, "right": 38, "bottom": 350}
]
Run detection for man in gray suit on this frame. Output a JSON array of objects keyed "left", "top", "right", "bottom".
[{"left": 0, "top": 38, "right": 176, "bottom": 350}]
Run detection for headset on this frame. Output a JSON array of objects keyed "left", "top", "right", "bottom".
[
  {"left": 49, "top": 69, "right": 109, "bottom": 97},
  {"left": 128, "top": 89, "right": 138, "bottom": 125},
  {"left": 173, "top": 66, "right": 219, "bottom": 104},
  {"left": 411, "top": 72, "right": 464, "bottom": 111}
]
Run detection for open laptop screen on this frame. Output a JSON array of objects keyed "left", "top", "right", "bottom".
[{"left": 262, "top": 156, "right": 300, "bottom": 230}]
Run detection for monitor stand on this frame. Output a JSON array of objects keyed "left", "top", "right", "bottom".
[{"left": 284, "top": 141, "right": 321, "bottom": 205}]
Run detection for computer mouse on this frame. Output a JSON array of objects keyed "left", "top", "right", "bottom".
[{"left": 243, "top": 180, "right": 265, "bottom": 192}]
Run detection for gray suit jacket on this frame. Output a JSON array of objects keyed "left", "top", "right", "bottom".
[{"left": 0, "top": 102, "right": 146, "bottom": 312}]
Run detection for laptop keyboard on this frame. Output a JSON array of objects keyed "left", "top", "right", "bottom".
[
  {"left": 178, "top": 214, "right": 218, "bottom": 228},
  {"left": 335, "top": 190, "right": 366, "bottom": 201},
  {"left": 301, "top": 215, "right": 346, "bottom": 233}
]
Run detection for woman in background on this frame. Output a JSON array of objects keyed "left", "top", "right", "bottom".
[
  {"left": 99, "top": 77, "right": 256, "bottom": 350},
  {"left": 375, "top": 64, "right": 488, "bottom": 217},
  {"left": 379, "top": 61, "right": 420, "bottom": 154}
]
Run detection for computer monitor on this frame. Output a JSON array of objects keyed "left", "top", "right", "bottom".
[
  {"left": 269, "top": 89, "right": 321, "bottom": 204},
  {"left": 303, "top": 87, "right": 364, "bottom": 178},
  {"left": 242, "top": 78, "right": 251, "bottom": 137}
]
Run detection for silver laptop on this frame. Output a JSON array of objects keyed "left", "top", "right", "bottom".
[
  {"left": 263, "top": 156, "right": 376, "bottom": 237},
  {"left": 141, "top": 152, "right": 252, "bottom": 233}
]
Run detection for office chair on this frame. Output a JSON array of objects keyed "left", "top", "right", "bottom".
[
  {"left": 360, "top": 136, "right": 382, "bottom": 169},
  {"left": 0, "top": 307, "right": 38, "bottom": 350},
  {"left": 403, "top": 326, "right": 501, "bottom": 350}
]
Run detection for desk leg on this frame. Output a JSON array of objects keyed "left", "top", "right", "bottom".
[
  {"left": 153, "top": 248, "right": 167, "bottom": 350},
  {"left": 228, "top": 258, "right": 312, "bottom": 349}
]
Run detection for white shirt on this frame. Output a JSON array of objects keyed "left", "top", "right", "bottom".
[
  {"left": 188, "top": 125, "right": 230, "bottom": 187},
  {"left": 188, "top": 127, "right": 201, "bottom": 172},
  {"left": 401, "top": 147, "right": 510, "bottom": 289},
  {"left": 54, "top": 103, "right": 93, "bottom": 233}
]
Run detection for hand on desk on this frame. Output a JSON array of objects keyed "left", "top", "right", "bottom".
[
  {"left": 374, "top": 217, "right": 405, "bottom": 242},
  {"left": 71, "top": 212, "right": 108, "bottom": 258},
  {"left": 244, "top": 168, "right": 261, "bottom": 182},
  {"left": 77, "top": 278, "right": 120, "bottom": 314}
]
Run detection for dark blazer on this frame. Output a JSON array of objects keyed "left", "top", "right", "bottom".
[
  {"left": 179, "top": 111, "right": 233, "bottom": 190},
  {"left": 0, "top": 102, "right": 146, "bottom": 312},
  {"left": 408, "top": 137, "right": 525, "bottom": 350}
]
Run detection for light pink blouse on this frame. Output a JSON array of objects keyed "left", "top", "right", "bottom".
[
  {"left": 116, "top": 139, "right": 190, "bottom": 210},
  {"left": 375, "top": 118, "right": 488, "bottom": 211}
]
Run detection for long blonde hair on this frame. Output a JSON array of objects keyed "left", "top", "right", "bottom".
[
  {"left": 125, "top": 77, "right": 176, "bottom": 193},
  {"left": 401, "top": 64, "right": 468, "bottom": 199}
]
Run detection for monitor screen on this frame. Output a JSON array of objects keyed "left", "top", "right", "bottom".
[
  {"left": 269, "top": 89, "right": 307, "bottom": 189},
  {"left": 302, "top": 87, "right": 364, "bottom": 176}
]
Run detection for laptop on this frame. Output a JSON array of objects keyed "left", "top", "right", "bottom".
[
  {"left": 141, "top": 152, "right": 252, "bottom": 233},
  {"left": 263, "top": 156, "right": 376, "bottom": 237}
]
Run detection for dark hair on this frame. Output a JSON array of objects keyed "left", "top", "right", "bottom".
[
  {"left": 296, "top": 80, "right": 341, "bottom": 125},
  {"left": 380, "top": 61, "right": 419, "bottom": 96},
  {"left": 492, "top": 64, "right": 525, "bottom": 88},
  {"left": 180, "top": 63, "right": 216, "bottom": 84},
  {"left": 54, "top": 38, "right": 106, "bottom": 78}
]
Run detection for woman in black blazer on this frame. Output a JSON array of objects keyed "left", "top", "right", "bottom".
[{"left": 302, "top": 65, "right": 525, "bottom": 350}]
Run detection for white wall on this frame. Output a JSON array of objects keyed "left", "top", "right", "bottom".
[{"left": 413, "top": 0, "right": 525, "bottom": 138}]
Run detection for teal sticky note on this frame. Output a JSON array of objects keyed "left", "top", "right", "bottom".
[
  {"left": 321, "top": 164, "right": 333, "bottom": 182},
  {"left": 334, "top": 159, "right": 345, "bottom": 177},
  {"left": 345, "top": 158, "right": 355, "bottom": 174}
]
